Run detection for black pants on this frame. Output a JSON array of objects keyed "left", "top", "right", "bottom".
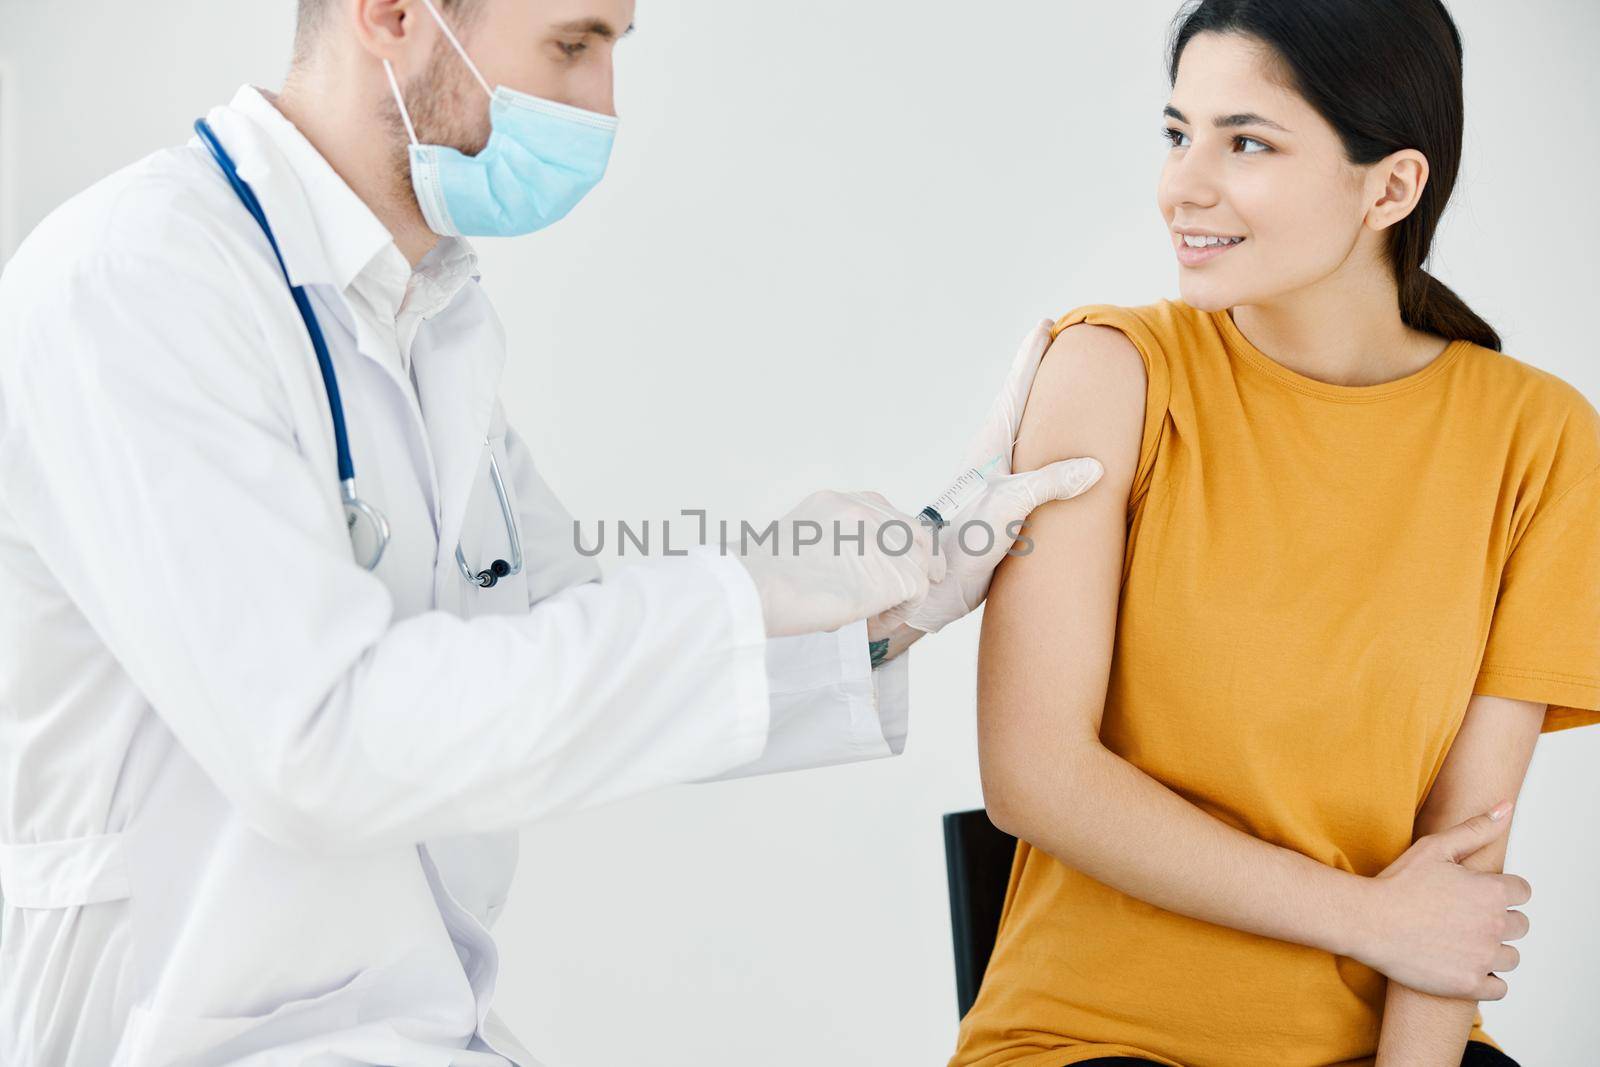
[{"left": 1073, "top": 1039, "right": 1520, "bottom": 1066}]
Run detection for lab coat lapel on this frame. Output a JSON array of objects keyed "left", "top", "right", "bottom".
[
  {"left": 195, "top": 103, "right": 344, "bottom": 505},
  {"left": 200, "top": 98, "right": 342, "bottom": 295},
  {"left": 411, "top": 295, "right": 506, "bottom": 571},
  {"left": 204, "top": 87, "right": 416, "bottom": 393}
]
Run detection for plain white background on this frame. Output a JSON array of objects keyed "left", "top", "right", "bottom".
[{"left": 2, "top": 1, "right": 1596, "bottom": 1063}]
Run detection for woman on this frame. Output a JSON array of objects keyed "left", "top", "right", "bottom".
[{"left": 949, "top": 2, "right": 1599, "bottom": 1066}]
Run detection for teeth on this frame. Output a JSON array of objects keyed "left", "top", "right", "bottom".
[{"left": 1182, "top": 234, "right": 1244, "bottom": 248}]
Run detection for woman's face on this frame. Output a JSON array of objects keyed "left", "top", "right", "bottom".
[{"left": 1156, "top": 31, "right": 1404, "bottom": 312}]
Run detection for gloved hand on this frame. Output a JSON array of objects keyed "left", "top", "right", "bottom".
[
  {"left": 876, "top": 317, "right": 1104, "bottom": 635},
  {"left": 734, "top": 489, "right": 948, "bottom": 639}
]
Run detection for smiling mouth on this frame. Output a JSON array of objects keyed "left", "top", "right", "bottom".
[{"left": 1174, "top": 233, "right": 1247, "bottom": 265}]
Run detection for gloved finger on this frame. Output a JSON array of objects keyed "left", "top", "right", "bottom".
[
  {"left": 843, "top": 493, "right": 915, "bottom": 555},
  {"left": 874, "top": 561, "right": 938, "bottom": 632},
  {"left": 895, "top": 594, "right": 945, "bottom": 636},
  {"left": 892, "top": 548, "right": 934, "bottom": 607},
  {"left": 959, "top": 317, "right": 1058, "bottom": 475},
  {"left": 885, "top": 582, "right": 940, "bottom": 630},
  {"left": 925, "top": 535, "right": 949, "bottom": 584},
  {"left": 896, "top": 511, "right": 946, "bottom": 585},
  {"left": 877, "top": 601, "right": 912, "bottom": 631},
  {"left": 853, "top": 490, "right": 919, "bottom": 527},
  {"left": 859, "top": 490, "right": 893, "bottom": 510},
  {"left": 994, "top": 457, "right": 1103, "bottom": 513}
]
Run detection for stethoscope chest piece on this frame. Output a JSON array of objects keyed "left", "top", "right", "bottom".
[
  {"left": 343, "top": 480, "right": 391, "bottom": 571},
  {"left": 455, "top": 448, "right": 524, "bottom": 588}
]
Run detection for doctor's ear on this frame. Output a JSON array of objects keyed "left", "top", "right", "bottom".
[{"left": 343, "top": 0, "right": 438, "bottom": 70}]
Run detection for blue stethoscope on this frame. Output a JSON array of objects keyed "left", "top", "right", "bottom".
[{"left": 194, "top": 119, "right": 523, "bottom": 588}]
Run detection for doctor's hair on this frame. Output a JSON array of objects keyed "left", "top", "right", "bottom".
[
  {"left": 293, "top": 0, "right": 483, "bottom": 65},
  {"left": 1167, "top": 0, "right": 1500, "bottom": 352}
]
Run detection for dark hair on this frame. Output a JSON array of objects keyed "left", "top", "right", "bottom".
[{"left": 1168, "top": 0, "right": 1500, "bottom": 351}]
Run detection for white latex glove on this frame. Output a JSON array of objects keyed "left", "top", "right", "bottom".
[
  {"left": 877, "top": 317, "right": 1104, "bottom": 635},
  {"left": 734, "top": 489, "right": 948, "bottom": 639}
]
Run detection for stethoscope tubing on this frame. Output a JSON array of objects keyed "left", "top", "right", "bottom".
[{"left": 194, "top": 119, "right": 356, "bottom": 487}]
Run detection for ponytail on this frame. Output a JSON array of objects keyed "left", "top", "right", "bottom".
[{"left": 1400, "top": 267, "right": 1500, "bottom": 353}]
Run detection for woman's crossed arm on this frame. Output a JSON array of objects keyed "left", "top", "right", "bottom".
[{"left": 1375, "top": 692, "right": 1544, "bottom": 1065}]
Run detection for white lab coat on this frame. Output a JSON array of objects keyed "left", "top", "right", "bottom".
[{"left": 0, "top": 85, "right": 910, "bottom": 1067}]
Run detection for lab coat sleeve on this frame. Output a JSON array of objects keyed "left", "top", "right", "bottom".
[
  {"left": 693, "top": 620, "right": 912, "bottom": 781},
  {"left": 496, "top": 423, "right": 913, "bottom": 781},
  {"left": 0, "top": 229, "right": 776, "bottom": 856}
]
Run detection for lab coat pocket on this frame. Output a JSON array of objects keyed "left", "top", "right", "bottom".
[
  {"left": 456, "top": 433, "right": 528, "bottom": 617},
  {"left": 117, "top": 964, "right": 461, "bottom": 1067},
  {"left": 119, "top": 968, "right": 365, "bottom": 1067}
]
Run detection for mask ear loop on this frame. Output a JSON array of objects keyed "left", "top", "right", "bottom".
[
  {"left": 382, "top": 60, "right": 421, "bottom": 147},
  {"left": 416, "top": 0, "right": 495, "bottom": 99}
]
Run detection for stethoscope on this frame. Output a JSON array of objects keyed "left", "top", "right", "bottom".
[{"left": 194, "top": 119, "right": 523, "bottom": 588}]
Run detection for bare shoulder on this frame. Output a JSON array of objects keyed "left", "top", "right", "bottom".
[
  {"left": 977, "top": 321, "right": 1150, "bottom": 805},
  {"left": 1011, "top": 322, "right": 1148, "bottom": 507}
]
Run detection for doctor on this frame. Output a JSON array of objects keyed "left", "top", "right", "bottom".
[{"left": 0, "top": 1, "right": 1102, "bottom": 1064}]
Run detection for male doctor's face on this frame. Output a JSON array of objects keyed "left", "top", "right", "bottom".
[{"left": 380, "top": 0, "right": 634, "bottom": 197}]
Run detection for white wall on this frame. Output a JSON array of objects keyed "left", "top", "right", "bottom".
[{"left": 2, "top": 1, "right": 1596, "bottom": 1063}]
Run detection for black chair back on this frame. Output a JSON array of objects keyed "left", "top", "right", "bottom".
[{"left": 941, "top": 807, "right": 1018, "bottom": 1018}]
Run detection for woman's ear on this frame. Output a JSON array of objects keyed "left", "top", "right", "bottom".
[{"left": 1366, "top": 148, "right": 1429, "bottom": 231}]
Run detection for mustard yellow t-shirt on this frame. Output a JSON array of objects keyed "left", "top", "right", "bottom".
[{"left": 950, "top": 299, "right": 1600, "bottom": 1067}]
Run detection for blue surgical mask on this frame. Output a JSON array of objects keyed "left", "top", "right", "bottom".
[{"left": 383, "top": 0, "right": 618, "bottom": 238}]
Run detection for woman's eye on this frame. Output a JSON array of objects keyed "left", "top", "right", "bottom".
[
  {"left": 1161, "top": 127, "right": 1271, "bottom": 154},
  {"left": 558, "top": 40, "right": 588, "bottom": 58}
]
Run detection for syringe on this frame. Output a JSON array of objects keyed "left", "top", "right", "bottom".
[{"left": 919, "top": 453, "right": 1005, "bottom": 526}]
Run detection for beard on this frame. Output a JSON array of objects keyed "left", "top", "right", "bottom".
[{"left": 381, "top": 37, "right": 490, "bottom": 209}]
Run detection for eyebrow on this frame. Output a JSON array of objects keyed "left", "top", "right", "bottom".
[
  {"left": 1163, "top": 104, "right": 1290, "bottom": 133},
  {"left": 553, "top": 18, "right": 637, "bottom": 40}
]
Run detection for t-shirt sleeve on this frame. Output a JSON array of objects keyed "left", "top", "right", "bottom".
[
  {"left": 1050, "top": 304, "right": 1172, "bottom": 512},
  {"left": 1473, "top": 464, "right": 1600, "bottom": 732}
]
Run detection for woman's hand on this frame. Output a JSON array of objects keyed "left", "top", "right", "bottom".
[{"left": 1356, "top": 801, "right": 1531, "bottom": 999}]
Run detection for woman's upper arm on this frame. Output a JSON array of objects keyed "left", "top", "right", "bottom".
[{"left": 977, "top": 323, "right": 1148, "bottom": 826}]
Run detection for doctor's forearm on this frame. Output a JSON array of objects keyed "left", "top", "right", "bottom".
[
  {"left": 989, "top": 742, "right": 1373, "bottom": 960},
  {"left": 229, "top": 550, "right": 770, "bottom": 854},
  {"left": 867, "top": 619, "right": 924, "bottom": 664}
]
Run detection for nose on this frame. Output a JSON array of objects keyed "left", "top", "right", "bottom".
[
  {"left": 1161, "top": 142, "right": 1223, "bottom": 212},
  {"left": 591, "top": 53, "right": 618, "bottom": 117},
  {"left": 553, "top": 50, "right": 617, "bottom": 117}
]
